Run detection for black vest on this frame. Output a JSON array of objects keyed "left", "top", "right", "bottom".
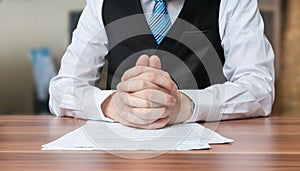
[{"left": 102, "top": 0, "right": 226, "bottom": 90}]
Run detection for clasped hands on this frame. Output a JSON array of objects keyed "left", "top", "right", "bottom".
[{"left": 102, "top": 55, "right": 193, "bottom": 129}]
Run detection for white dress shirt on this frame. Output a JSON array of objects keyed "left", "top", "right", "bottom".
[{"left": 49, "top": 0, "right": 275, "bottom": 122}]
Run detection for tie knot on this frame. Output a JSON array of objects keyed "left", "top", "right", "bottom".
[{"left": 154, "top": 0, "right": 164, "bottom": 2}]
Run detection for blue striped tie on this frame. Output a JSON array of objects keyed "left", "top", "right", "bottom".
[{"left": 149, "top": 0, "right": 172, "bottom": 45}]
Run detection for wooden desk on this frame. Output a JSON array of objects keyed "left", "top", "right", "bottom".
[{"left": 0, "top": 115, "right": 299, "bottom": 171}]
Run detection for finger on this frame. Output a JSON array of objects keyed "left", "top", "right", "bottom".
[
  {"left": 119, "top": 117, "right": 170, "bottom": 130},
  {"left": 118, "top": 91, "right": 164, "bottom": 108},
  {"left": 149, "top": 55, "right": 161, "bottom": 69},
  {"left": 131, "top": 107, "right": 169, "bottom": 121},
  {"left": 113, "top": 91, "right": 168, "bottom": 125},
  {"left": 131, "top": 89, "right": 176, "bottom": 106},
  {"left": 142, "top": 116, "right": 170, "bottom": 130},
  {"left": 136, "top": 55, "right": 150, "bottom": 66},
  {"left": 119, "top": 116, "right": 170, "bottom": 130},
  {"left": 121, "top": 110, "right": 156, "bottom": 125},
  {"left": 108, "top": 109, "right": 139, "bottom": 127},
  {"left": 112, "top": 95, "right": 154, "bottom": 125},
  {"left": 117, "top": 79, "right": 169, "bottom": 94},
  {"left": 129, "top": 72, "right": 178, "bottom": 93},
  {"left": 121, "top": 66, "right": 170, "bottom": 81}
]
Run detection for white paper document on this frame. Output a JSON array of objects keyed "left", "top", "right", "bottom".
[{"left": 42, "top": 121, "right": 233, "bottom": 151}]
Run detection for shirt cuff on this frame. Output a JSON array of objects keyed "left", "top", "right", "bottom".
[
  {"left": 94, "top": 89, "right": 116, "bottom": 122},
  {"left": 179, "top": 88, "right": 224, "bottom": 123}
]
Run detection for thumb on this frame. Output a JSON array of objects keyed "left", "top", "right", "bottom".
[
  {"left": 149, "top": 55, "right": 161, "bottom": 69},
  {"left": 136, "top": 55, "right": 150, "bottom": 66}
]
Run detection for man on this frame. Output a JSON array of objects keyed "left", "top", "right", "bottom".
[{"left": 49, "top": 0, "right": 275, "bottom": 129}]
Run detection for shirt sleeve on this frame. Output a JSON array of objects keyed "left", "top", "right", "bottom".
[
  {"left": 49, "top": 0, "right": 114, "bottom": 121},
  {"left": 183, "top": 0, "right": 275, "bottom": 122}
]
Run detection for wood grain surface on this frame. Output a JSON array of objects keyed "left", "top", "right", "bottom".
[{"left": 0, "top": 115, "right": 300, "bottom": 171}]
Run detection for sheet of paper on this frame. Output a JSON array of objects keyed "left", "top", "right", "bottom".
[{"left": 42, "top": 121, "right": 233, "bottom": 151}]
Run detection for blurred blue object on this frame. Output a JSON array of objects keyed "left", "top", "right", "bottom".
[{"left": 29, "top": 47, "right": 56, "bottom": 102}]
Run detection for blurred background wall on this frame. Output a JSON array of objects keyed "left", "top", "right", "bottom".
[
  {"left": 0, "top": 0, "right": 85, "bottom": 113},
  {"left": 0, "top": 0, "right": 299, "bottom": 115},
  {"left": 280, "top": 0, "right": 300, "bottom": 115}
]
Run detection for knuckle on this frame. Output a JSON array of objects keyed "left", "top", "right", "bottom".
[
  {"left": 137, "top": 80, "right": 147, "bottom": 89},
  {"left": 142, "top": 80, "right": 148, "bottom": 88},
  {"left": 145, "top": 100, "right": 152, "bottom": 108},
  {"left": 166, "top": 95, "right": 174, "bottom": 104},
  {"left": 147, "top": 72, "right": 157, "bottom": 82},
  {"left": 143, "top": 90, "right": 152, "bottom": 99},
  {"left": 166, "top": 80, "right": 175, "bottom": 88},
  {"left": 125, "top": 81, "right": 134, "bottom": 91},
  {"left": 122, "top": 72, "right": 130, "bottom": 81},
  {"left": 163, "top": 71, "right": 171, "bottom": 78}
]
